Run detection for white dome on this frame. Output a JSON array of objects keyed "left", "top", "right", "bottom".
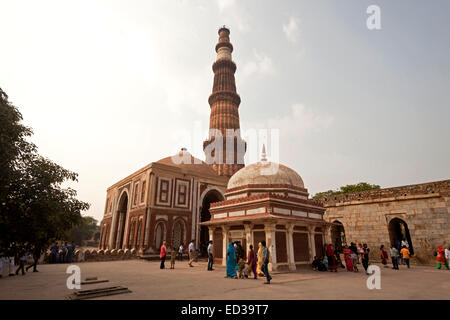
[{"left": 227, "top": 161, "right": 305, "bottom": 190}]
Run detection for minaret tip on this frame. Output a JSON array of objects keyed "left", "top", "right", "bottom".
[{"left": 261, "top": 144, "right": 267, "bottom": 162}]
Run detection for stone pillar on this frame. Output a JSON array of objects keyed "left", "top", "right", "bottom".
[
  {"left": 324, "top": 224, "right": 332, "bottom": 244},
  {"left": 109, "top": 210, "right": 119, "bottom": 249},
  {"left": 244, "top": 224, "right": 253, "bottom": 252},
  {"left": 116, "top": 212, "right": 124, "bottom": 249},
  {"left": 286, "top": 224, "right": 296, "bottom": 271},
  {"left": 221, "top": 226, "right": 230, "bottom": 266},
  {"left": 308, "top": 225, "right": 316, "bottom": 261},
  {"left": 264, "top": 224, "right": 276, "bottom": 271},
  {"left": 208, "top": 226, "right": 214, "bottom": 242}
]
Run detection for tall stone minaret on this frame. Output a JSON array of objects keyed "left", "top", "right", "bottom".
[{"left": 203, "top": 27, "right": 246, "bottom": 177}]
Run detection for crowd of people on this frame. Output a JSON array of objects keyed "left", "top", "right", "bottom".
[
  {"left": 49, "top": 241, "right": 76, "bottom": 264},
  {"left": 159, "top": 239, "right": 273, "bottom": 284},
  {"left": 312, "top": 241, "right": 450, "bottom": 273}
]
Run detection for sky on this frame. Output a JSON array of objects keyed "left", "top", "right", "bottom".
[{"left": 1, "top": 0, "right": 449, "bottom": 223}]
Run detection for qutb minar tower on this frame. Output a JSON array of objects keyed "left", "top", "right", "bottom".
[{"left": 203, "top": 27, "right": 246, "bottom": 177}]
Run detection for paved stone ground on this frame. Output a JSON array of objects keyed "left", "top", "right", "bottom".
[{"left": 0, "top": 260, "right": 449, "bottom": 300}]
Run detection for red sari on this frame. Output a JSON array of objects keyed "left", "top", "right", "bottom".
[
  {"left": 326, "top": 244, "right": 337, "bottom": 271},
  {"left": 343, "top": 248, "right": 353, "bottom": 271}
]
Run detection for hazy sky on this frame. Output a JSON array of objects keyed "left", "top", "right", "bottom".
[{"left": 1, "top": 0, "right": 449, "bottom": 222}]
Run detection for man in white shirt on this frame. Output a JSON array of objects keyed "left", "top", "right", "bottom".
[
  {"left": 178, "top": 244, "right": 184, "bottom": 261},
  {"left": 389, "top": 245, "right": 399, "bottom": 270},
  {"left": 207, "top": 241, "right": 214, "bottom": 271},
  {"left": 188, "top": 240, "right": 195, "bottom": 267}
]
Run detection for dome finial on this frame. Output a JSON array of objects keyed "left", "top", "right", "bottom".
[{"left": 261, "top": 144, "right": 267, "bottom": 162}]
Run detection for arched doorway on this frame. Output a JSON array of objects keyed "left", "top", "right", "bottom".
[
  {"left": 155, "top": 222, "right": 166, "bottom": 251},
  {"left": 388, "top": 218, "right": 413, "bottom": 254},
  {"left": 331, "top": 220, "right": 346, "bottom": 252},
  {"left": 200, "top": 190, "right": 224, "bottom": 257},
  {"left": 172, "top": 220, "right": 185, "bottom": 250},
  {"left": 113, "top": 191, "right": 128, "bottom": 249}
]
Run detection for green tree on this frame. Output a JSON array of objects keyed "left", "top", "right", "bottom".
[
  {"left": 313, "top": 182, "right": 380, "bottom": 199},
  {"left": 0, "top": 88, "right": 90, "bottom": 256},
  {"left": 65, "top": 216, "right": 98, "bottom": 246}
]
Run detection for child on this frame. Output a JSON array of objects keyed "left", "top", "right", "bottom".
[
  {"left": 400, "top": 246, "right": 411, "bottom": 269},
  {"left": 170, "top": 247, "right": 177, "bottom": 269},
  {"left": 238, "top": 258, "right": 246, "bottom": 279},
  {"left": 322, "top": 255, "right": 329, "bottom": 270}
]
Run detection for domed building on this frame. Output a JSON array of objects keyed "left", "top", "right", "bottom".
[{"left": 200, "top": 148, "right": 331, "bottom": 272}]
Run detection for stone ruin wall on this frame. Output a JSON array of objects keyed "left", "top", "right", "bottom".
[{"left": 321, "top": 180, "right": 450, "bottom": 265}]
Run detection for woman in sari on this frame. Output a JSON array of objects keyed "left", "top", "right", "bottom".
[
  {"left": 247, "top": 245, "right": 257, "bottom": 279},
  {"left": 256, "top": 242, "right": 264, "bottom": 276},
  {"left": 343, "top": 245, "right": 353, "bottom": 272},
  {"left": 380, "top": 245, "right": 389, "bottom": 267},
  {"left": 436, "top": 245, "right": 449, "bottom": 270},
  {"left": 226, "top": 242, "right": 237, "bottom": 278},
  {"left": 326, "top": 244, "right": 337, "bottom": 272}
]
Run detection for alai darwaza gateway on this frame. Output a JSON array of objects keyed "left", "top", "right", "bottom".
[{"left": 200, "top": 147, "right": 332, "bottom": 272}]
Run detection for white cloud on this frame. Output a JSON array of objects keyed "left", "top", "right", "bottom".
[
  {"left": 241, "top": 51, "right": 275, "bottom": 80},
  {"left": 283, "top": 16, "right": 300, "bottom": 43},
  {"left": 216, "top": 0, "right": 236, "bottom": 11},
  {"left": 267, "top": 103, "right": 333, "bottom": 138}
]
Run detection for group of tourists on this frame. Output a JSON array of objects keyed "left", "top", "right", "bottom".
[
  {"left": 49, "top": 241, "right": 76, "bottom": 264},
  {"left": 313, "top": 243, "right": 371, "bottom": 274},
  {"left": 0, "top": 246, "right": 42, "bottom": 277},
  {"left": 225, "top": 241, "right": 272, "bottom": 284},
  {"left": 158, "top": 239, "right": 273, "bottom": 284},
  {"left": 312, "top": 240, "right": 450, "bottom": 273}
]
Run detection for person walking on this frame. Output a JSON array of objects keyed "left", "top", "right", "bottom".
[
  {"left": 170, "top": 247, "right": 176, "bottom": 269},
  {"left": 178, "top": 244, "right": 184, "bottom": 261},
  {"left": 343, "top": 245, "right": 353, "bottom": 272},
  {"left": 247, "top": 244, "right": 257, "bottom": 279},
  {"left": 436, "top": 246, "right": 449, "bottom": 270},
  {"left": 362, "top": 243, "right": 370, "bottom": 275},
  {"left": 400, "top": 246, "right": 411, "bottom": 269},
  {"left": 225, "top": 242, "right": 237, "bottom": 278},
  {"left": 160, "top": 241, "right": 167, "bottom": 269},
  {"left": 15, "top": 251, "right": 29, "bottom": 276},
  {"left": 26, "top": 247, "right": 41, "bottom": 273},
  {"left": 188, "top": 240, "right": 195, "bottom": 267},
  {"left": 261, "top": 241, "right": 272, "bottom": 284},
  {"left": 390, "top": 245, "right": 399, "bottom": 270},
  {"left": 256, "top": 242, "right": 264, "bottom": 277},
  {"left": 207, "top": 240, "right": 214, "bottom": 271}
]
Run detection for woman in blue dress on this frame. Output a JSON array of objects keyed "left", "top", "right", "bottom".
[{"left": 226, "top": 242, "right": 237, "bottom": 278}]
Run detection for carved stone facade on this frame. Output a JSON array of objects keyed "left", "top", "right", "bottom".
[
  {"left": 321, "top": 180, "right": 450, "bottom": 265},
  {"left": 98, "top": 150, "right": 228, "bottom": 255}
]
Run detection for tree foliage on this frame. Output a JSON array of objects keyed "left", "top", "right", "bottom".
[
  {"left": 65, "top": 216, "right": 98, "bottom": 246},
  {"left": 313, "top": 182, "right": 381, "bottom": 199},
  {"left": 0, "top": 88, "right": 90, "bottom": 255}
]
